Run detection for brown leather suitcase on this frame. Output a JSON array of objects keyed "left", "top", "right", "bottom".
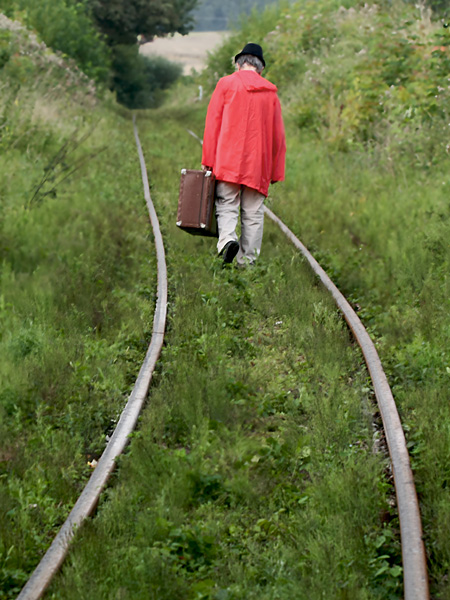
[{"left": 176, "top": 169, "right": 218, "bottom": 237}]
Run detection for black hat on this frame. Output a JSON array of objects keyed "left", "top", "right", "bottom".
[{"left": 234, "top": 43, "right": 265, "bottom": 68}]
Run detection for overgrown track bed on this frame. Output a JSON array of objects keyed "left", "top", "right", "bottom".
[
  {"left": 18, "top": 117, "right": 428, "bottom": 600},
  {"left": 190, "top": 128, "right": 429, "bottom": 599},
  {"left": 16, "top": 118, "right": 168, "bottom": 600},
  {"left": 264, "top": 207, "right": 429, "bottom": 600}
]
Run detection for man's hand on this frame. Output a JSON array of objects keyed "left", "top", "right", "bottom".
[{"left": 201, "top": 164, "right": 212, "bottom": 172}]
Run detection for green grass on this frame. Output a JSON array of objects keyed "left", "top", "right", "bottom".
[
  {"left": 3, "top": 0, "right": 450, "bottom": 596},
  {"left": 0, "top": 27, "right": 157, "bottom": 597},
  {"left": 43, "top": 107, "right": 401, "bottom": 600},
  {"left": 230, "top": 1, "right": 450, "bottom": 594},
  {"left": 274, "top": 129, "right": 450, "bottom": 595},
  {"left": 198, "top": 1, "right": 450, "bottom": 593}
]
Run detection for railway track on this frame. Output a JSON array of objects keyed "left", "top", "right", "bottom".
[
  {"left": 16, "top": 116, "right": 168, "bottom": 600},
  {"left": 263, "top": 207, "right": 429, "bottom": 600},
  {"left": 17, "top": 118, "right": 428, "bottom": 600}
]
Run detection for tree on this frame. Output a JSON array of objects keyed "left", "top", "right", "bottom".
[
  {"left": 89, "top": 0, "right": 199, "bottom": 46},
  {"left": 87, "top": 0, "right": 198, "bottom": 108},
  {"left": 0, "top": 0, "right": 111, "bottom": 81},
  {"left": 111, "top": 45, "right": 182, "bottom": 108}
]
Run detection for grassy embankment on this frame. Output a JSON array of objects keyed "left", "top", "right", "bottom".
[{"left": 0, "top": 18, "right": 156, "bottom": 597}]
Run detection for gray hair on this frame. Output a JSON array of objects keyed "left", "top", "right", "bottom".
[{"left": 236, "top": 54, "right": 264, "bottom": 74}]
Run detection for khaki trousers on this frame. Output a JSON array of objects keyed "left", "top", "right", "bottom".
[{"left": 215, "top": 181, "right": 265, "bottom": 265}]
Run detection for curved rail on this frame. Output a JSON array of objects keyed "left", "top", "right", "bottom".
[
  {"left": 16, "top": 119, "right": 428, "bottom": 599},
  {"left": 186, "top": 123, "right": 428, "bottom": 598},
  {"left": 16, "top": 115, "right": 168, "bottom": 600},
  {"left": 264, "top": 207, "right": 429, "bottom": 600}
]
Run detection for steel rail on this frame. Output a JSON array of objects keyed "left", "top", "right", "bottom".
[
  {"left": 187, "top": 125, "right": 428, "bottom": 597},
  {"left": 264, "top": 206, "right": 429, "bottom": 600},
  {"left": 16, "top": 116, "right": 168, "bottom": 600}
]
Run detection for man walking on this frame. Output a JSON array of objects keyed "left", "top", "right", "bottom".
[{"left": 202, "top": 43, "right": 286, "bottom": 265}]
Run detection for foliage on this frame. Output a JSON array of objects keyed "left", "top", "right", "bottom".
[
  {"left": 259, "top": 0, "right": 450, "bottom": 156},
  {"left": 89, "top": 0, "right": 199, "bottom": 46},
  {"left": 111, "top": 45, "right": 182, "bottom": 109},
  {"left": 0, "top": 28, "right": 11, "bottom": 67},
  {"left": 0, "top": 0, "right": 110, "bottom": 82},
  {"left": 406, "top": 0, "right": 450, "bottom": 18},
  {"left": 0, "top": 14, "right": 98, "bottom": 101},
  {"left": 0, "top": 0, "right": 195, "bottom": 99},
  {"left": 88, "top": 0, "right": 194, "bottom": 107}
]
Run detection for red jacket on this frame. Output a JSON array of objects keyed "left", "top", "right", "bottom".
[{"left": 202, "top": 69, "right": 286, "bottom": 197}]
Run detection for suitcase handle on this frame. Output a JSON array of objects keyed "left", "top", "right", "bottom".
[{"left": 180, "top": 168, "right": 212, "bottom": 177}]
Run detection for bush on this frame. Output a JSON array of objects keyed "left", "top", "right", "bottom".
[
  {"left": 1, "top": 0, "right": 110, "bottom": 82},
  {"left": 204, "top": 0, "right": 450, "bottom": 152},
  {"left": 0, "top": 29, "right": 11, "bottom": 68},
  {"left": 111, "top": 45, "right": 182, "bottom": 109}
]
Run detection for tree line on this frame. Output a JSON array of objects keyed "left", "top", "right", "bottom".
[{"left": 0, "top": 0, "right": 447, "bottom": 106}]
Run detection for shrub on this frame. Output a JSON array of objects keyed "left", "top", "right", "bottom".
[
  {"left": 111, "top": 45, "right": 182, "bottom": 109},
  {"left": 0, "top": 29, "right": 11, "bottom": 68},
  {"left": 1, "top": 0, "right": 110, "bottom": 81}
]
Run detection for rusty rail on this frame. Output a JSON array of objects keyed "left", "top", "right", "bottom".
[
  {"left": 264, "top": 206, "right": 429, "bottom": 600},
  {"left": 16, "top": 115, "right": 168, "bottom": 600},
  {"left": 187, "top": 123, "right": 429, "bottom": 598}
]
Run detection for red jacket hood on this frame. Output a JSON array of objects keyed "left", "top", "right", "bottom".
[{"left": 234, "top": 69, "right": 278, "bottom": 93}]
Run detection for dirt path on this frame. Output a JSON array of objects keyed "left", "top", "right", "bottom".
[{"left": 140, "top": 31, "right": 230, "bottom": 75}]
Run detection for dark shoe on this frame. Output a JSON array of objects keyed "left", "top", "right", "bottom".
[{"left": 220, "top": 240, "right": 239, "bottom": 264}]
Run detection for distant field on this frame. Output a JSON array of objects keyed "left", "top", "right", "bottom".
[{"left": 140, "top": 31, "right": 230, "bottom": 74}]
